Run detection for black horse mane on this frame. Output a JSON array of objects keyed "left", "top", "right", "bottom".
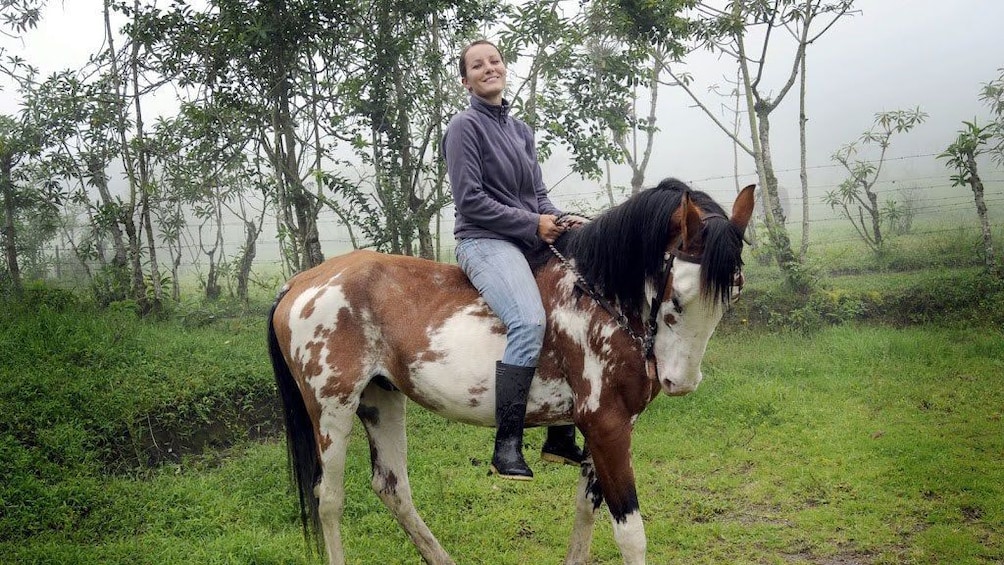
[{"left": 534, "top": 178, "right": 744, "bottom": 319}]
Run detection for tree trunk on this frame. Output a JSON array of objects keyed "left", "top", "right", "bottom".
[
  {"left": 431, "top": 11, "right": 445, "bottom": 262},
  {"left": 966, "top": 153, "right": 996, "bottom": 272},
  {"left": 268, "top": 0, "right": 322, "bottom": 272},
  {"left": 756, "top": 104, "right": 797, "bottom": 268},
  {"left": 866, "top": 187, "right": 883, "bottom": 250},
  {"left": 133, "top": 46, "right": 163, "bottom": 312},
  {"left": 105, "top": 0, "right": 148, "bottom": 312},
  {"left": 123, "top": 218, "right": 146, "bottom": 311},
  {"left": 236, "top": 220, "right": 257, "bottom": 303},
  {"left": 798, "top": 50, "right": 810, "bottom": 261},
  {"left": 1, "top": 152, "right": 22, "bottom": 295},
  {"left": 86, "top": 155, "right": 128, "bottom": 268}
]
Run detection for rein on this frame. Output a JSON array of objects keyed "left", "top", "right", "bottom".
[
  {"left": 548, "top": 212, "right": 726, "bottom": 384},
  {"left": 548, "top": 243, "right": 701, "bottom": 383}
]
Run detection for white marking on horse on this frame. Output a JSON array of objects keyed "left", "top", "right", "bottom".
[
  {"left": 654, "top": 261, "right": 726, "bottom": 396},
  {"left": 408, "top": 304, "right": 505, "bottom": 424},
  {"left": 611, "top": 510, "right": 647, "bottom": 564},
  {"left": 548, "top": 268, "right": 618, "bottom": 415}
]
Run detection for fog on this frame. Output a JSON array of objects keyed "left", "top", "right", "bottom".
[{"left": 2, "top": 0, "right": 1002, "bottom": 264}]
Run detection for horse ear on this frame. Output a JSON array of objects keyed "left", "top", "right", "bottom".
[
  {"left": 730, "top": 184, "right": 756, "bottom": 234},
  {"left": 680, "top": 191, "right": 704, "bottom": 246}
]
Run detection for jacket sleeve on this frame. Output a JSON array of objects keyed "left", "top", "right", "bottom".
[{"left": 444, "top": 114, "right": 539, "bottom": 245}]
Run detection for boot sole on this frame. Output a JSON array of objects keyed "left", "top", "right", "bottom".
[
  {"left": 541, "top": 452, "right": 581, "bottom": 466},
  {"left": 490, "top": 464, "right": 534, "bottom": 481}
]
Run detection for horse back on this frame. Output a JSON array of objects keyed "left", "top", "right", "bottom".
[{"left": 271, "top": 251, "right": 506, "bottom": 414}]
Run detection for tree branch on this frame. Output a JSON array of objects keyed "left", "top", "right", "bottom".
[{"left": 663, "top": 63, "right": 755, "bottom": 156}]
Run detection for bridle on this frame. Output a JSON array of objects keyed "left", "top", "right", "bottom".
[{"left": 548, "top": 212, "right": 731, "bottom": 384}]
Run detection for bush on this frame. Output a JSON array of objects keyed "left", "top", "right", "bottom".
[
  {"left": 19, "top": 281, "right": 82, "bottom": 312},
  {"left": 735, "top": 269, "right": 1003, "bottom": 332},
  {"left": 0, "top": 297, "right": 277, "bottom": 541}
]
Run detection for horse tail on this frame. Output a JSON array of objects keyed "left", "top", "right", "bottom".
[{"left": 268, "top": 295, "right": 323, "bottom": 552}]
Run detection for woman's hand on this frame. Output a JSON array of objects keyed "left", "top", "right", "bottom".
[{"left": 537, "top": 214, "right": 565, "bottom": 244}]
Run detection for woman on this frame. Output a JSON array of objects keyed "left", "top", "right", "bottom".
[{"left": 442, "top": 39, "right": 582, "bottom": 480}]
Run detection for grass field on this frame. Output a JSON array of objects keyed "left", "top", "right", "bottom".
[
  {"left": 3, "top": 211, "right": 1003, "bottom": 563},
  {"left": 2, "top": 291, "right": 1002, "bottom": 564}
]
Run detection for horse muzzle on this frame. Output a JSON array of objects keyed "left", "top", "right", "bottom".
[{"left": 661, "top": 376, "right": 700, "bottom": 397}]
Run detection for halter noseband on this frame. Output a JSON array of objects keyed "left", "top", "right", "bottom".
[{"left": 549, "top": 212, "right": 728, "bottom": 386}]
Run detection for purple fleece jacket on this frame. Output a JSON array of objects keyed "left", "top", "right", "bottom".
[{"left": 443, "top": 95, "right": 561, "bottom": 249}]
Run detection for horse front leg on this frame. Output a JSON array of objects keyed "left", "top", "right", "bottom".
[
  {"left": 579, "top": 415, "right": 647, "bottom": 565},
  {"left": 564, "top": 450, "right": 601, "bottom": 565}
]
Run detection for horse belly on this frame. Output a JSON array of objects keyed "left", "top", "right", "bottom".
[
  {"left": 403, "top": 310, "right": 504, "bottom": 425},
  {"left": 401, "top": 308, "right": 574, "bottom": 427}
]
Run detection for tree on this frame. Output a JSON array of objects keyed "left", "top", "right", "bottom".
[
  {"left": 669, "top": 0, "right": 854, "bottom": 288},
  {"left": 500, "top": 2, "right": 622, "bottom": 188},
  {"left": 0, "top": 114, "right": 30, "bottom": 294},
  {"left": 500, "top": 0, "right": 692, "bottom": 198},
  {"left": 978, "top": 67, "right": 1004, "bottom": 166},
  {"left": 143, "top": 0, "right": 359, "bottom": 273},
  {"left": 339, "top": 0, "right": 491, "bottom": 258},
  {"left": 825, "top": 108, "right": 926, "bottom": 255},
  {"left": 0, "top": 107, "right": 63, "bottom": 296},
  {"left": 0, "top": 0, "right": 48, "bottom": 295},
  {"left": 939, "top": 121, "right": 996, "bottom": 273},
  {"left": 583, "top": 9, "right": 685, "bottom": 195},
  {"left": 0, "top": 0, "right": 45, "bottom": 37},
  {"left": 937, "top": 68, "right": 1004, "bottom": 276},
  {"left": 24, "top": 69, "right": 135, "bottom": 305}
]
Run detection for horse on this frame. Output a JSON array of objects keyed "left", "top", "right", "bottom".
[{"left": 268, "top": 178, "right": 755, "bottom": 564}]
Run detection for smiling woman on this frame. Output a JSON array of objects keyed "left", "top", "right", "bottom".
[
  {"left": 444, "top": 39, "right": 584, "bottom": 482},
  {"left": 459, "top": 41, "right": 507, "bottom": 104}
]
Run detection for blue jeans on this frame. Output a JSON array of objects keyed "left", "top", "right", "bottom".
[{"left": 456, "top": 238, "right": 546, "bottom": 368}]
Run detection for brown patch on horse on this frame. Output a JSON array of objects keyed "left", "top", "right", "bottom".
[
  {"left": 299, "top": 286, "right": 328, "bottom": 320},
  {"left": 534, "top": 264, "right": 654, "bottom": 423},
  {"left": 467, "top": 384, "right": 489, "bottom": 408},
  {"left": 318, "top": 305, "right": 369, "bottom": 402}
]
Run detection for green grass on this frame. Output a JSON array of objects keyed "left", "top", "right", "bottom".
[
  {"left": 3, "top": 218, "right": 1004, "bottom": 563},
  {"left": 2, "top": 308, "right": 1001, "bottom": 563}
]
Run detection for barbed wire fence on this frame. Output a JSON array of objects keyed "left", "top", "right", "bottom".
[{"left": 37, "top": 152, "right": 1004, "bottom": 295}]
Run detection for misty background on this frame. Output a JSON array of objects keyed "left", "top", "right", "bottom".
[{"left": 2, "top": 0, "right": 1002, "bottom": 275}]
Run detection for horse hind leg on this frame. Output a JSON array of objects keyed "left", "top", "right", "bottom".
[
  {"left": 313, "top": 398, "right": 358, "bottom": 565},
  {"left": 357, "top": 380, "right": 454, "bottom": 565}
]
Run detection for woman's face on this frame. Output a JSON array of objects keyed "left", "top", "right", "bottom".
[{"left": 461, "top": 43, "right": 506, "bottom": 104}]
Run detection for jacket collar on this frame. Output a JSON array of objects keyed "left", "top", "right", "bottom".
[{"left": 470, "top": 94, "right": 510, "bottom": 123}]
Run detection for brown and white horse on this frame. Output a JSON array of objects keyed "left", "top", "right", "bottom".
[{"left": 268, "top": 178, "right": 755, "bottom": 564}]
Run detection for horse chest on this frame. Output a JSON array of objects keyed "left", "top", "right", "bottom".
[{"left": 546, "top": 300, "right": 648, "bottom": 417}]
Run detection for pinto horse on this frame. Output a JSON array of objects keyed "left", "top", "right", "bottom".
[{"left": 268, "top": 178, "right": 755, "bottom": 564}]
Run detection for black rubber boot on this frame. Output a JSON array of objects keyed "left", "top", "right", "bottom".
[
  {"left": 490, "top": 361, "right": 535, "bottom": 481},
  {"left": 541, "top": 424, "right": 584, "bottom": 465}
]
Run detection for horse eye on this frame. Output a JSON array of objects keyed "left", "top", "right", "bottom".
[{"left": 671, "top": 296, "right": 683, "bottom": 314}]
